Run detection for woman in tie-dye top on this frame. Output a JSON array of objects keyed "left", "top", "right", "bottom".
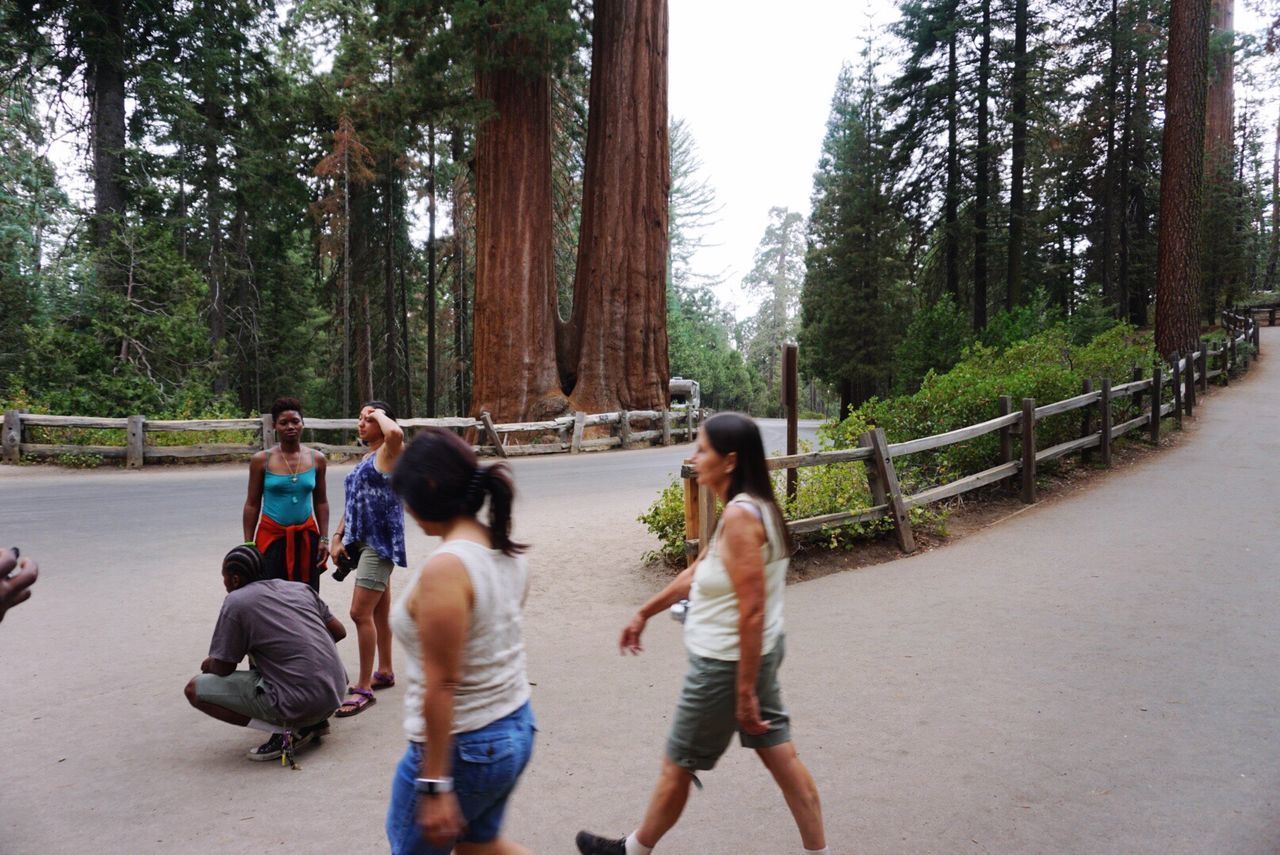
[{"left": 330, "top": 400, "right": 407, "bottom": 717}]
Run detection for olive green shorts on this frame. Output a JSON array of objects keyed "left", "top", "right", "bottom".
[
  {"left": 666, "top": 635, "right": 791, "bottom": 772},
  {"left": 352, "top": 542, "right": 394, "bottom": 591},
  {"left": 193, "top": 670, "right": 284, "bottom": 724}
]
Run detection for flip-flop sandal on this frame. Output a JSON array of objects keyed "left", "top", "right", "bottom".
[
  {"left": 335, "top": 687, "right": 376, "bottom": 717},
  {"left": 371, "top": 671, "right": 395, "bottom": 690}
]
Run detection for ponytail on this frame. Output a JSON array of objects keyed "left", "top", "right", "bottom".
[
  {"left": 478, "top": 462, "right": 525, "bottom": 556},
  {"left": 392, "top": 429, "right": 528, "bottom": 556}
]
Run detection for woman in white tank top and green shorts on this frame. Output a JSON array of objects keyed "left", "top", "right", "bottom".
[{"left": 576, "top": 413, "right": 829, "bottom": 855}]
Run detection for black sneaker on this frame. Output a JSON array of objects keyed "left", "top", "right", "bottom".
[
  {"left": 575, "top": 831, "right": 627, "bottom": 855},
  {"left": 247, "top": 732, "right": 286, "bottom": 762},
  {"left": 246, "top": 721, "right": 329, "bottom": 762}
]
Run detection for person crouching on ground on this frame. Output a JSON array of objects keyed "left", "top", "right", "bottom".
[
  {"left": 184, "top": 545, "right": 348, "bottom": 762},
  {"left": 576, "top": 413, "right": 828, "bottom": 855},
  {"left": 385, "top": 429, "right": 536, "bottom": 855}
]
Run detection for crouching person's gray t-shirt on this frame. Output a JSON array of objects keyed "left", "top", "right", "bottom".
[{"left": 208, "top": 579, "right": 348, "bottom": 723}]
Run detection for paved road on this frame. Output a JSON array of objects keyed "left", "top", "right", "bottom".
[{"left": 2, "top": 357, "right": 1279, "bottom": 854}]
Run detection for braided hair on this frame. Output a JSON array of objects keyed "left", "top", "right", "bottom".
[{"left": 222, "top": 544, "right": 264, "bottom": 583}]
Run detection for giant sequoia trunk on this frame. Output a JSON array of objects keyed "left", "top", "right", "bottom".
[
  {"left": 1204, "top": 0, "right": 1234, "bottom": 177},
  {"left": 566, "top": 0, "right": 670, "bottom": 414},
  {"left": 471, "top": 58, "right": 564, "bottom": 423},
  {"left": 1155, "top": 0, "right": 1212, "bottom": 359}
]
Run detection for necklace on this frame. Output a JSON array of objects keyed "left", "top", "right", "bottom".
[{"left": 283, "top": 448, "right": 305, "bottom": 498}]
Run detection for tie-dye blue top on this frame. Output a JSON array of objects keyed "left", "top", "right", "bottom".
[{"left": 342, "top": 453, "right": 407, "bottom": 567}]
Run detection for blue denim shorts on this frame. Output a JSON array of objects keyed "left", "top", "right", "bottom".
[{"left": 386, "top": 701, "right": 536, "bottom": 855}]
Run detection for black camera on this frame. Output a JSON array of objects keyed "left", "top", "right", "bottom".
[{"left": 331, "top": 543, "right": 363, "bottom": 582}]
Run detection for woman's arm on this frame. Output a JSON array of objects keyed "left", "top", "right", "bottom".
[
  {"left": 242, "top": 452, "right": 267, "bottom": 541},
  {"left": 330, "top": 513, "right": 347, "bottom": 562},
  {"left": 370, "top": 408, "right": 404, "bottom": 470},
  {"left": 414, "top": 552, "right": 473, "bottom": 846},
  {"left": 312, "top": 452, "right": 330, "bottom": 563},
  {"left": 720, "top": 504, "right": 770, "bottom": 736},
  {"left": 619, "top": 559, "right": 700, "bottom": 655}
]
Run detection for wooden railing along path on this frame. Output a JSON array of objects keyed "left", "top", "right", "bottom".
[
  {"left": 682, "top": 311, "right": 1260, "bottom": 559},
  {"left": 0, "top": 406, "right": 702, "bottom": 467}
]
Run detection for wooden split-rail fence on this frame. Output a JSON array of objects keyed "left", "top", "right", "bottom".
[
  {"left": 681, "top": 310, "right": 1260, "bottom": 561},
  {"left": 0, "top": 405, "right": 702, "bottom": 467}
]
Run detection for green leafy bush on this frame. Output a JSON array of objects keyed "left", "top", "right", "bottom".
[{"left": 640, "top": 322, "right": 1159, "bottom": 565}]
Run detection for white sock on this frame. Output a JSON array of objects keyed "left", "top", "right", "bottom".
[
  {"left": 803, "top": 847, "right": 830, "bottom": 854},
  {"left": 625, "top": 832, "right": 653, "bottom": 855},
  {"left": 246, "top": 718, "right": 284, "bottom": 734}
]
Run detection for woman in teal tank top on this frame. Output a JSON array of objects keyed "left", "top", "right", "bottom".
[{"left": 243, "top": 396, "right": 330, "bottom": 591}]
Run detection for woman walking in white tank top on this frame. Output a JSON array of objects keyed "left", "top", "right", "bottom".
[
  {"left": 386, "top": 428, "right": 535, "bottom": 855},
  {"left": 577, "top": 413, "right": 828, "bottom": 855}
]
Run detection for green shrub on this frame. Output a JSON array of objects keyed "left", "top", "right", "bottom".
[
  {"left": 638, "top": 479, "right": 690, "bottom": 565},
  {"left": 640, "top": 322, "right": 1160, "bottom": 566}
]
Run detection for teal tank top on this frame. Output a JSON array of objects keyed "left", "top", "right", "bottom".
[{"left": 262, "top": 461, "right": 317, "bottom": 526}]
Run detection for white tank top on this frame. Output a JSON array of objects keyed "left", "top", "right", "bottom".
[
  {"left": 390, "top": 539, "right": 531, "bottom": 741},
  {"left": 683, "top": 494, "right": 788, "bottom": 661}
]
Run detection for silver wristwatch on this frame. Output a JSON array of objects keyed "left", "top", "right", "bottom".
[{"left": 413, "top": 777, "right": 455, "bottom": 795}]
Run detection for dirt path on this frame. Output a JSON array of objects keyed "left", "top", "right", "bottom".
[{"left": 3, "top": 333, "right": 1279, "bottom": 853}]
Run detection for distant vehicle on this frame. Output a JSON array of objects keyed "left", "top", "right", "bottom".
[{"left": 669, "top": 376, "right": 700, "bottom": 410}]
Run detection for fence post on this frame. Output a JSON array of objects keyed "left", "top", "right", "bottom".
[
  {"left": 1020, "top": 398, "right": 1037, "bottom": 504},
  {"left": 661, "top": 409, "right": 672, "bottom": 446},
  {"left": 260, "top": 413, "right": 275, "bottom": 451},
  {"left": 1228, "top": 337, "right": 1237, "bottom": 382},
  {"left": 697, "top": 472, "right": 718, "bottom": 550},
  {"left": 1198, "top": 341, "right": 1209, "bottom": 394},
  {"left": 1149, "top": 365, "right": 1162, "bottom": 445},
  {"left": 1253, "top": 321, "right": 1261, "bottom": 353},
  {"left": 1080, "top": 378, "right": 1095, "bottom": 463},
  {"left": 682, "top": 459, "right": 699, "bottom": 564},
  {"left": 783, "top": 342, "right": 799, "bottom": 503},
  {"left": 1183, "top": 347, "right": 1196, "bottom": 416},
  {"left": 1130, "top": 365, "right": 1143, "bottom": 417},
  {"left": 570, "top": 411, "right": 586, "bottom": 454},
  {"left": 687, "top": 406, "right": 696, "bottom": 442},
  {"left": 997, "top": 396, "right": 1013, "bottom": 489},
  {"left": 867, "top": 428, "right": 914, "bottom": 553},
  {"left": 126, "top": 415, "right": 146, "bottom": 469},
  {"left": 2, "top": 410, "right": 19, "bottom": 464},
  {"left": 1099, "top": 379, "right": 1112, "bottom": 467},
  {"left": 480, "top": 411, "right": 507, "bottom": 458},
  {"left": 858, "top": 431, "right": 889, "bottom": 509},
  {"left": 618, "top": 410, "right": 631, "bottom": 448},
  {"left": 1171, "top": 354, "right": 1184, "bottom": 428}
]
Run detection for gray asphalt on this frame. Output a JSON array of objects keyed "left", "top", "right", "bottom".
[{"left": 1, "top": 352, "right": 1277, "bottom": 855}]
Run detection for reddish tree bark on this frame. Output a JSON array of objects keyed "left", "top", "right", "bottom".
[
  {"left": 1205, "top": 0, "right": 1234, "bottom": 176},
  {"left": 471, "top": 59, "right": 565, "bottom": 423},
  {"left": 1155, "top": 0, "right": 1212, "bottom": 359},
  {"left": 566, "top": 0, "right": 670, "bottom": 413}
]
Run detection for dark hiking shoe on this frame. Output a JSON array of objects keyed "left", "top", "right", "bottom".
[{"left": 576, "top": 831, "right": 627, "bottom": 855}]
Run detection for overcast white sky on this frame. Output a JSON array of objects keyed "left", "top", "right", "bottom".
[
  {"left": 668, "top": 0, "right": 1277, "bottom": 320},
  {"left": 668, "top": 0, "right": 899, "bottom": 317}
]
